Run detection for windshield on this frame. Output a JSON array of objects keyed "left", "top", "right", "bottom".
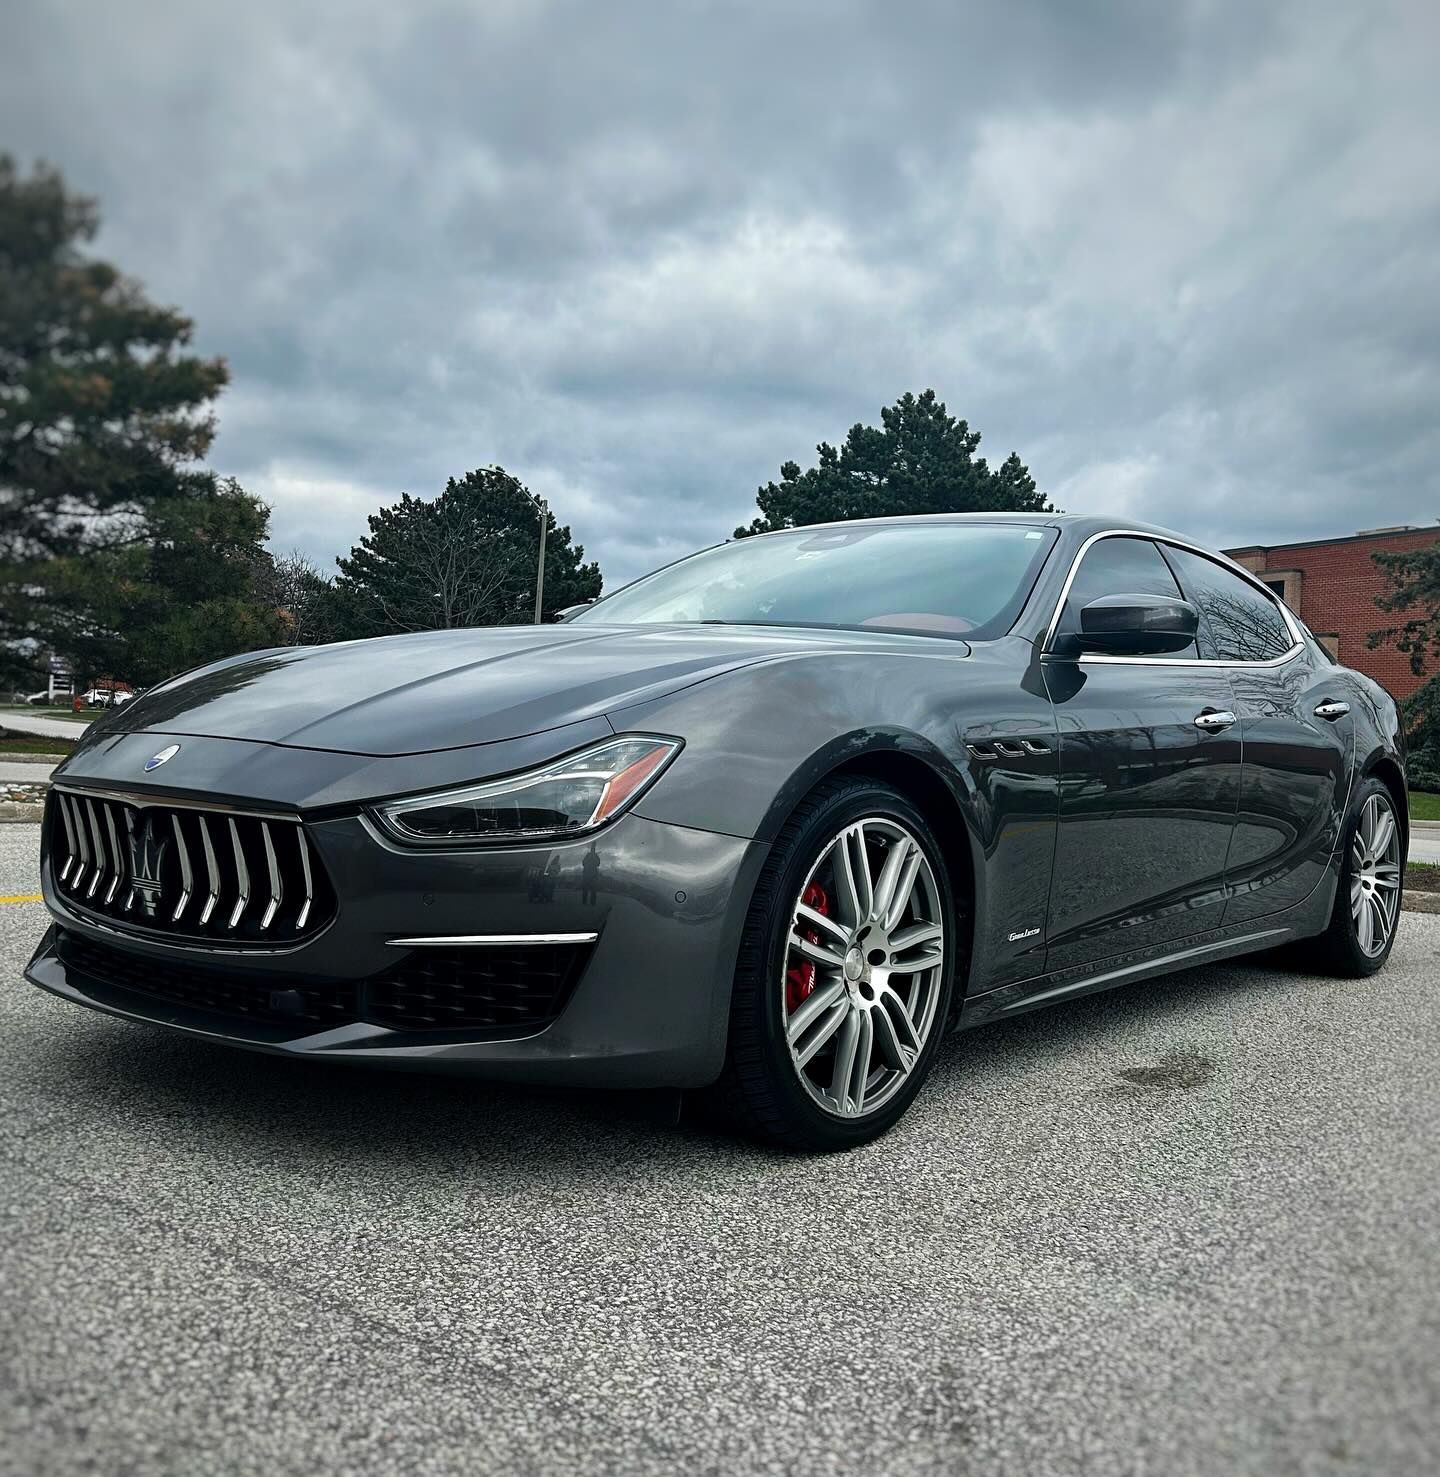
[{"left": 574, "top": 522, "right": 1057, "bottom": 640}]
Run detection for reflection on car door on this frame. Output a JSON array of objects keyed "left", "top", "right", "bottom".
[
  {"left": 1041, "top": 537, "right": 1242, "bottom": 974},
  {"left": 1161, "top": 546, "right": 1354, "bottom": 924}
]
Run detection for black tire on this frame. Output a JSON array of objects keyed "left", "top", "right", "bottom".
[
  {"left": 714, "top": 776, "right": 961, "bottom": 1151},
  {"left": 1295, "top": 775, "right": 1403, "bottom": 978}
]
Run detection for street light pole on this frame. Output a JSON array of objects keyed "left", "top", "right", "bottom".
[{"left": 533, "top": 496, "right": 548, "bottom": 624}]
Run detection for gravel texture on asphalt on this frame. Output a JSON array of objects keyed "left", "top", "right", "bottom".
[{"left": 2, "top": 822, "right": 1438, "bottom": 1476}]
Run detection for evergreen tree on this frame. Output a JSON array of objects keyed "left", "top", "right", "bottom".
[
  {"left": 1370, "top": 535, "right": 1440, "bottom": 788},
  {"left": 736, "top": 389, "right": 1049, "bottom": 536},
  {"left": 0, "top": 156, "right": 286, "bottom": 685},
  {"left": 333, "top": 466, "right": 602, "bottom": 634}
]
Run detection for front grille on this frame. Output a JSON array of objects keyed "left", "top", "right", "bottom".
[
  {"left": 58, "top": 931, "right": 357, "bottom": 1029},
  {"left": 47, "top": 789, "right": 336, "bottom": 945},
  {"left": 55, "top": 930, "right": 592, "bottom": 1038},
  {"left": 367, "top": 946, "right": 590, "bottom": 1032}
]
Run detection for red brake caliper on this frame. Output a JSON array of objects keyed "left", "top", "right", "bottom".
[{"left": 786, "top": 881, "right": 831, "bottom": 1014}]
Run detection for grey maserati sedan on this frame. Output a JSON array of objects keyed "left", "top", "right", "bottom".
[{"left": 27, "top": 515, "right": 1407, "bottom": 1149}]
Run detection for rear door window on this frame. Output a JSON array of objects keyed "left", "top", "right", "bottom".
[{"left": 1161, "top": 546, "right": 1295, "bottom": 662}]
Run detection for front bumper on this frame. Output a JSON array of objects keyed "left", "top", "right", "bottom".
[{"left": 26, "top": 810, "right": 767, "bottom": 1089}]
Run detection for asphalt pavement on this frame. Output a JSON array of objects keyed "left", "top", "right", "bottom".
[{"left": 2, "top": 821, "right": 1438, "bottom": 1476}]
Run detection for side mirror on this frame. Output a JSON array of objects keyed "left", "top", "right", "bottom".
[
  {"left": 553, "top": 600, "right": 596, "bottom": 623},
  {"left": 1074, "top": 592, "right": 1198, "bottom": 656}
]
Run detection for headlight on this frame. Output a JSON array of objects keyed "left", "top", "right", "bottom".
[{"left": 371, "top": 735, "right": 682, "bottom": 846}]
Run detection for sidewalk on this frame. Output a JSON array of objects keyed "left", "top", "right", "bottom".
[
  {"left": 1409, "top": 819, "right": 1440, "bottom": 865},
  {"left": 0, "top": 710, "right": 91, "bottom": 740},
  {"left": 0, "top": 761, "right": 57, "bottom": 784}
]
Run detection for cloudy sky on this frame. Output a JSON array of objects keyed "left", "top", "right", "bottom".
[{"left": 5, "top": 0, "right": 1438, "bottom": 588}]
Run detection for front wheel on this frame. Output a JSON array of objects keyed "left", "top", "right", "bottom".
[{"left": 716, "top": 777, "right": 960, "bottom": 1151}]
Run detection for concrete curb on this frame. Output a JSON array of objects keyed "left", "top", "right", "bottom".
[
  {"left": 0, "top": 751, "right": 67, "bottom": 764},
  {"left": 1402, "top": 890, "right": 1440, "bottom": 914},
  {"left": 1411, "top": 819, "right": 1440, "bottom": 836},
  {"left": 0, "top": 802, "right": 44, "bottom": 823}
]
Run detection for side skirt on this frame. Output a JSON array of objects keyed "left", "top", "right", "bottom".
[{"left": 959, "top": 856, "right": 1339, "bottom": 1029}]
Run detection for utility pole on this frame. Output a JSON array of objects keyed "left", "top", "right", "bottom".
[{"left": 533, "top": 496, "right": 548, "bottom": 624}]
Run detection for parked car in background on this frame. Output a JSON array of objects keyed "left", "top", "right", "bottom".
[
  {"left": 81, "top": 688, "right": 134, "bottom": 709},
  {"left": 27, "top": 514, "right": 1407, "bottom": 1150}
]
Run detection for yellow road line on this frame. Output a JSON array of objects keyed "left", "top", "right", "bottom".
[{"left": 0, "top": 894, "right": 42, "bottom": 904}]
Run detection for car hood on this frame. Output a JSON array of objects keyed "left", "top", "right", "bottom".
[{"left": 89, "top": 623, "right": 953, "bottom": 758}]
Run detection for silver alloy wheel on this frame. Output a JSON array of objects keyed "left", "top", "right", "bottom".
[
  {"left": 1351, "top": 792, "right": 1401, "bottom": 957},
  {"left": 782, "top": 817, "right": 945, "bottom": 1118}
]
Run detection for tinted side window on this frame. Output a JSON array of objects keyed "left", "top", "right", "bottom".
[
  {"left": 1162, "top": 546, "right": 1295, "bottom": 662},
  {"left": 1059, "top": 536, "right": 1198, "bottom": 658}
]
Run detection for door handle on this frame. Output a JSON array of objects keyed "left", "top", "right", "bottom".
[
  {"left": 1193, "top": 710, "right": 1237, "bottom": 732},
  {"left": 1314, "top": 700, "right": 1351, "bottom": 721}
]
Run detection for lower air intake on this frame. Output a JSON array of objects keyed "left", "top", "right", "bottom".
[
  {"left": 54, "top": 932, "right": 592, "bottom": 1038},
  {"left": 367, "top": 945, "right": 591, "bottom": 1032},
  {"left": 57, "top": 931, "right": 358, "bottom": 1029}
]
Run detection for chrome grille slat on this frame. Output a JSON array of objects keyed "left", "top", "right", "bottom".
[
  {"left": 227, "top": 817, "right": 251, "bottom": 930},
  {"left": 197, "top": 816, "right": 221, "bottom": 926},
  {"left": 122, "top": 807, "right": 138, "bottom": 911},
  {"left": 296, "top": 826, "right": 314, "bottom": 933},
  {"left": 56, "top": 794, "right": 79, "bottom": 883},
  {"left": 171, "top": 814, "right": 194, "bottom": 923},
  {"left": 84, "top": 799, "right": 106, "bottom": 899},
  {"left": 102, "top": 804, "right": 125, "bottom": 905},
  {"left": 46, "top": 790, "right": 332, "bottom": 947},
  {"left": 259, "top": 822, "right": 282, "bottom": 931},
  {"left": 67, "top": 795, "right": 91, "bottom": 893}
]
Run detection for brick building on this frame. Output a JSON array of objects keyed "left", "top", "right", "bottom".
[{"left": 1223, "top": 525, "right": 1440, "bottom": 699}]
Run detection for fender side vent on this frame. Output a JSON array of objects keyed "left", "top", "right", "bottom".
[{"left": 968, "top": 737, "right": 1050, "bottom": 761}]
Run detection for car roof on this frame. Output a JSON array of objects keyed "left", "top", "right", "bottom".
[{"left": 756, "top": 511, "right": 1196, "bottom": 544}]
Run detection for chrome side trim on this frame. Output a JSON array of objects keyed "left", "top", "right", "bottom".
[
  {"left": 1040, "top": 529, "right": 1304, "bottom": 667},
  {"left": 1021, "top": 928, "right": 1291, "bottom": 1006},
  {"left": 1076, "top": 649, "right": 1300, "bottom": 668},
  {"left": 385, "top": 932, "right": 601, "bottom": 948},
  {"left": 968, "top": 926, "right": 1292, "bottom": 1021}
]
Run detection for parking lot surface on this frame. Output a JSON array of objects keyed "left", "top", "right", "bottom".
[{"left": 2, "top": 821, "right": 1438, "bottom": 1476}]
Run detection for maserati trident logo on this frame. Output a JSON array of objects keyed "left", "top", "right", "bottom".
[
  {"left": 127, "top": 817, "right": 170, "bottom": 918},
  {"left": 144, "top": 744, "right": 180, "bottom": 772}
]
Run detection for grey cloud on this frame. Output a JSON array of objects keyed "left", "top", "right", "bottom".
[{"left": 4, "top": 0, "right": 1437, "bottom": 591}]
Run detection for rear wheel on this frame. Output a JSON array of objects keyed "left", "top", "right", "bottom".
[
  {"left": 716, "top": 777, "right": 960, "bottom": 1151},
  {"left": 1299, "top": 776, "right": 1403, "bottom": 977}
]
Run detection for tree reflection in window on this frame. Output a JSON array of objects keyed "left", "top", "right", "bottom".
[{"left": 1161, "top": 547, "right": 1293, "bottom": 663}]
